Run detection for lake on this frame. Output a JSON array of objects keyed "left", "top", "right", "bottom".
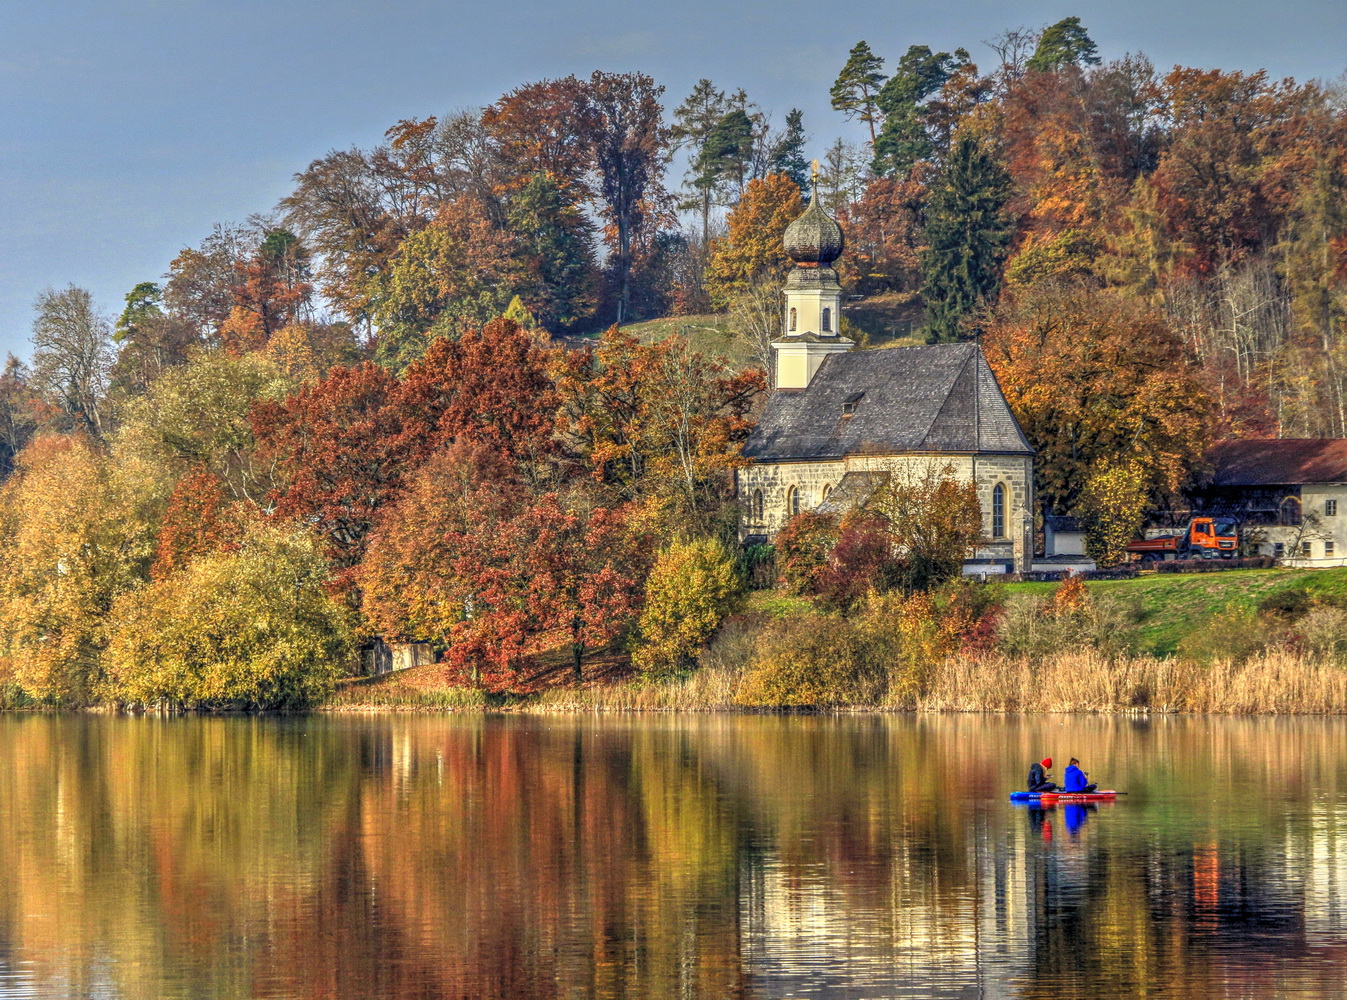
[{"left": 1, "top": 713, "right": 1344, "bottom": 999}]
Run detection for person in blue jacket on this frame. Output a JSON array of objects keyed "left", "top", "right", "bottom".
[{"left": 1063, "top": 757, "right": 1097, "bottom": 793}]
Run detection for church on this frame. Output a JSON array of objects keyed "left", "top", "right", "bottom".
[{"left": 738, "top": 183, "right": 1037, "bottom": 574}]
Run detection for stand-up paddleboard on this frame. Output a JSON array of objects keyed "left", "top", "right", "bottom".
[{"left": 1010, "top": 790, "right": 1119, "bottom": 803}]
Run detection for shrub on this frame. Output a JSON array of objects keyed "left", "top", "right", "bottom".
[
  {"left": 997, "top": 577, "right": 1143, "bottom": 660},
  {"left": 1258, "top": 585, "right": 1314, "bottom": 620},
  {"left": 634, "top": 537, "right": 743, "bottom": 676},
  {"left": 1175, "top": 605, "right": 1272, "bottom": 665},
  {"left": 774, "top": 511, "right": 837, "bottom": 595},
  {"left": 736, "top": 612, "right": 888, "bottom": 707},
  {"left": 104, "top": 524, "right": 352, "bottom": 709},
  {"left": 737, "top": 542, "right": 777, "bottom": 590},
  {"left": 1293, "top": 606, "right": 1347, "bottom": 660},
  {"left": 814, "top": 514, "right": 901, "bottom": 613},
  {"left": 862, "top": 580, "right": 1004, "bottom": 704}
]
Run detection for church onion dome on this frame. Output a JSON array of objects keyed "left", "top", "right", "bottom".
[{"left": 783, "top": 189, "right": 844, "bottom": 266}]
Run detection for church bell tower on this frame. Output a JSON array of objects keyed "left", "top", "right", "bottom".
[{"left": 772, "top": 163, "right": 853, "bottom": 389}]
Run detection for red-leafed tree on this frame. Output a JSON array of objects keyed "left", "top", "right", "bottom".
[
  {"left": 362, "top": 442, "right": 647, "bottom": 688},
  {"left": 551, "top": 327, "right": 764, "bottom": 536},
  {"left": 482, "top": 76, "right": 595, "bottom": 199},
  {"left": 251, "top": 361, "right": 405, "bottom": 591},
  {"left": 220, "top": 229, "right": 313, "bottom": 354},
  {"left": 151, "top": 468, "right": 245, "bottom": 579}
]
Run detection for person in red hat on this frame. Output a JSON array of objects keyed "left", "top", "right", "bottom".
[{"left": 1028, "top": 757, "right": 1057, "bottom": 792}]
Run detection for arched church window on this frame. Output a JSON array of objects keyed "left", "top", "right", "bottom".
[
  {"left": 1279, "top": 496, "right": 1302, "bottom": 526},
  {"left": 821, "top": 483, "right": 833, "bottom": 503},
  {"left": 821, "top": 307, "right": 832, "bottom": 332},
  {"left": 992, "top": 483, "right": 1006, "bottom": 538},
  {"left": 789, "top": 307, "right": 797, "bottom": 332},
  {"left": 751, "top": 489, "right": 764, "bottom": 522},
  {"left": 787, "top": 486, "right": 801, "bottom": 517}
]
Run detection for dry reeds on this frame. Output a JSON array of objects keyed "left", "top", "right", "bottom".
[{"left": 922, "top": 649, "right": 1347, "bottom": 715}]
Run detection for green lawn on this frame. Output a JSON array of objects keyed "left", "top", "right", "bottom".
[{"left": 1007, "top": 567, "right": 1347, "bottom": 656}]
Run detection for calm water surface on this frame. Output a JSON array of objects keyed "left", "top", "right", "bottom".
[{"left": 0, "top": 714, "right": 1345, "bottom": 999}]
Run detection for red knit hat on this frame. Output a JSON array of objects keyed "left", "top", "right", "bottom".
[{"left": 1041, "top": 757, "right": 1052, "bottom": 768}]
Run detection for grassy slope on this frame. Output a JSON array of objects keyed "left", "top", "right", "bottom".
[{"left": 1007, "top": 567, "right": 1347, "bottom": 656}]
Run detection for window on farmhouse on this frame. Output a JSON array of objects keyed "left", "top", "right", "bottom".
[
  {"left": 1279, "top": 497, "right": 1302, "bottom": 526},
  {"left": 992, "top": 483, "right": 1006, "bottom": 538},
  {"left": 1274, "top": 542, "right": 1285, "bottom": 559},
  {"left": 1327, "top": 499, "right": 1338, "bottom": 516},
  {"left": 1327, "top": 540, "right": 1336, "bottom": 556},
  {"left": 1302, "top": 540, "right": 1312, "bottom": 556}
]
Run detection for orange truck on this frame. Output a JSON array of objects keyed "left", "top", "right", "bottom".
[{"left": 1125, "top": 516, "right": 1239, "bottom": 562}]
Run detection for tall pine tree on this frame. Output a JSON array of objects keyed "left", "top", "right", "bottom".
[
  {"left": 920, "top": 135, "right": 1013, "bottom": 343},
  {"left": 830, "top": 42, "right": 887, "bottom": 147}
]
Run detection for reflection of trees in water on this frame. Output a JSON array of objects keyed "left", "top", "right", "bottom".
[{"left": 0, "top": 716, "right": 1345, "bottom": 998}]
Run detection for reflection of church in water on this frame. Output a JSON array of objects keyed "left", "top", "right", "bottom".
[{"left": 737, "top": 174, "right": 1036, "bottom": 573}]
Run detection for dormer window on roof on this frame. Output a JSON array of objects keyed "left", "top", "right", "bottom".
[{"left": 842, "top": 391, "right": 864, "bottom": 416}]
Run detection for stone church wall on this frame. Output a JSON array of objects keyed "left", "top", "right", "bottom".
[{"left": 739, "top": 452, "right": 1033, "bottom": 570}]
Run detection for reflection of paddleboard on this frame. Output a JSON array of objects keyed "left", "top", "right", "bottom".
[{"left": 1009, "top": 790, "right": 1118, "bottom": 803}]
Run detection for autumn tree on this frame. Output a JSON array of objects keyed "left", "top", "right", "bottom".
[
  {"left": 0, "top": 434, "right": 166, "bottom": 703},
  {"left": 219, "top": 228, "right": 314, "bottom": 354},
  {"left": 105, "top": 524, "right": 350, "bottom": 709},
  {"left": 831, "top": 41, "right": 888, "bottom": 147},
  {"left": 920, "top": 135, "right": 1014, "bottom": 342},
  {"left": 869, "top": 462, "right": 984, "bottom": 592},
  {"left": 552, "top": 328, "right": 763, "bottom": 537},
  {"left": 704, "top": 173, "right": 804, "bottom": 307},
  {"left": 840, "top": 175, "right": 926, "bottom": 295},
  {"left": 361, "top": 445, "right": 645, "bottom": 685},
  {"left": 984, "top": 284, "right": 1217, "bottom": 515},
  {"left": 634, "top": 536, "right": 742, "bottom": 675},
  {"left": 30, "top": 286, "right": 115, "bottom": 437},
  {"left": 372, "top": 197, "right": 530, "bottom": 367},
  {"left": 115, "top": 350, "right": 292, "bottom": 498},
  {"left": 482, "top": 76, "right": 594, "bottom": 199},
  {"left": 1075, "top": 458, "right": 1150, "bottom": 566},
  {"left": 151, "top": 468, "right": 245, "bottom": 579},
  {"left": 163, "top": 223, "right": 256, "bottom": 342}
]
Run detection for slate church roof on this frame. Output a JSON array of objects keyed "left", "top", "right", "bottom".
[{"left": 743, "top": 343, "right": 1032, "bottom": 462}]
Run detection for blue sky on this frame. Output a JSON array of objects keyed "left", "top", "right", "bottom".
[{"left": 2, "top": 0, "right": 1345, "bottom": 358}]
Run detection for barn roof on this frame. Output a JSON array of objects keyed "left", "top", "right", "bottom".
[
  {"left": 743, "top": 343, "right": 1032, "bottom": 462},
  {"left": 1206, "top": 439, "right": 1347, "bottom": 486}
]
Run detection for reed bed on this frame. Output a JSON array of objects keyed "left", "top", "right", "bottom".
[
  {"left": 526, "top": 649, "right": 1347, "bottom": 715},
  {"left": 922, "top": 649, "right": 1347, "bottom": 714}
]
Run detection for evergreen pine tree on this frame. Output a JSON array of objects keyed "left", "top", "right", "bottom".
[
  {"left": 920, "top": 135, "right": 1013, "bottom": 343},
  {"left": 769, "top": 109, "right": 810, "bottom": 194},
  {"left": 1026, "top": 17, "right": 1100, "bottom": 72},
  {"left": 830, "top": 42, "right": 887, "bottom": 147}
]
